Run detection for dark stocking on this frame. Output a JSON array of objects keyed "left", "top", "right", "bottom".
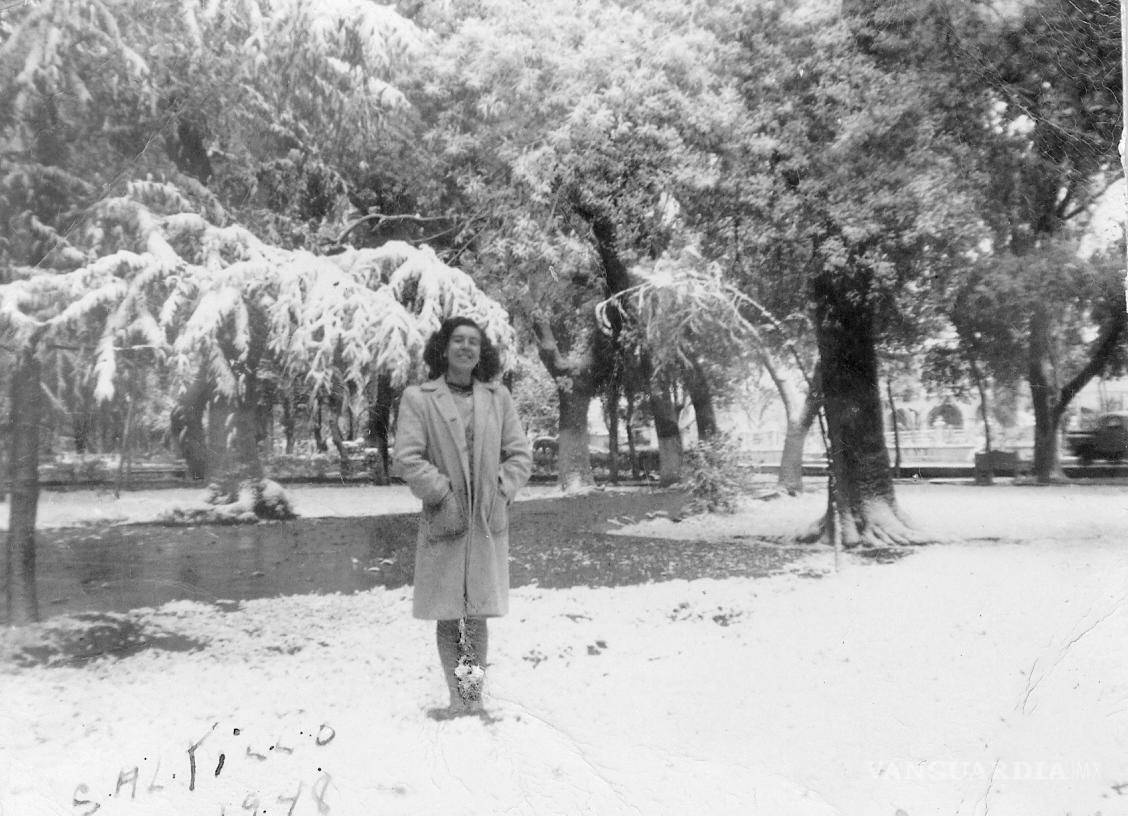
[{"left": 435, "top": 617, "right": 489, "bottom": 710}]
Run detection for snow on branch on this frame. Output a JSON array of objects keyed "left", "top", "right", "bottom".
[
  {"left": 384, "top": 242, "right": 516, "bottom": 364},
  {"left": 0, "top": 181, "right": 514, "bottom": 406},
  {"left": 0, "top": 279, "right": 47, "bottom": 342},
  {"left": 596, "top": 247, "right": 804, "bottom": 375}
]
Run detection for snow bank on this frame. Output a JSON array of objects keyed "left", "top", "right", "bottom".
[
  {"left": 3, "top": 482, "right": 1126, "bottom": 814},
  {"left": 3, "top": 533, "right": 1125, "bottom": 815},
  {"left": 7, "top": 483, "right": 567, "bottom": 530},
  {"left": 616, "top": 481, "right": 1128, "bottom": 543}
]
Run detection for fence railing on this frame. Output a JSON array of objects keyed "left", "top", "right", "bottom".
[{"left": 738, "top": 426, "right": 1040, "bottom": 465}]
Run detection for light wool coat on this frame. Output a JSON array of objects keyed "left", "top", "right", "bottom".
[{"left": 393, "top": 378, "right": 532, "bottom": 620}]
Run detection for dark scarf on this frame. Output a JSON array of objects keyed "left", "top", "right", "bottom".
[{"left": 445, "top": 378, "right": 474, "bottom": 395}]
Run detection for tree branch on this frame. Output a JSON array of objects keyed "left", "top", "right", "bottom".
[
  {"left": 1059, "top": 175, "right": 1122, "bottom": 222},
  {"left": 335, "top": 211, "right": 455, "bottom": 244},
  {"left": 531, "top": 318, "right": 572, "bottom": 378},
  {"left": 1054, "top": 305, "right": 1128, "bottom": 424},
  {"left": 800, "top": 361, "right": 824, "bottom": 426}
]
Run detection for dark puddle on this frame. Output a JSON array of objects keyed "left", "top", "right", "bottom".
[
  {"left": 8, "top": 612, "right": 207, "bottom": 668},
  {"left": 23, "top": 490, "right": 874, "bottom": 626}
]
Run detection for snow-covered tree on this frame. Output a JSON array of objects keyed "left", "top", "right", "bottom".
[
  {"left": 4, "top": 179, "right": 514, "bottom": 478},
  {"left": 0, "top": 0, "right": 426, "bottom": 621},
  {"left": 395, "top": 0, "right": 745, "bottom": 491},
  {"left": 600, "top": 246, "right": 820, "bottom": 491}
]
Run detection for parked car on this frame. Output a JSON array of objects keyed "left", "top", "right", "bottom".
[{"left": 1066, "top": 412, "right": 1128, "bottom": 464}]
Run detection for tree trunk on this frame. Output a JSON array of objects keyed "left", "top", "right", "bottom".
[
  {"left": 211, "top": 387, "right": 265, "bottom": 496},
  {"left": 171, "top": 368, "right": 210, "bottom": 481},
  {"left": 567, "top": 205, "right": 635, "bottom": 488},
  {"left": 73, "top": 408, "right": 93, "bottom": 455},
  {"left": 282, "top": 392, "right": 295, "bottom": 454},
  {"left": 365, "top": 374, "right": 394, "bottom": 486},
  {"left": 202, "top": 345, "right": 286, "bottom": 521},
  {"left": 684, "top": 360, "right": 718, "bottom": 441},
  {"left": 166, "top": 115, "right": 214, "bottom": 183},
  {"left": 5, "top": 342, "right": 42, "bottom": 625},
  {"left": 532, "top": 317, "right": 599, "bottom": 494},
  {"left": 1028, "top": 307, "right": 1066, "bottom": 482},
  {"left": 778, "top": 391, "right": 819, "bottom": 494},
  {"left": 803, "top": 280, "right": 926, "bottom": 547},
  {"left": 207, "top": 396, "right": 230, "bottom": 478},
  {"left": 113, "top": 395, "right": 135, "bottom": 498},
  {"left": 312, "top": 401, "right": 328, "bottom": 453},
  {"left": 326, "top": 388, "right": 350, "bottom": 477},
  {"left": 208, "top": 325, "right": 267, "bottom": 497},
  {"left": 648, "top": 376, "right": 682, "bottom": 487},
  {"left": 239, "top": 390, "right": 264, "bottom": 484},
  {"left": 1032, "top": 297, "right": 1127, "bottom": 481},
  {"left": 761, "top": 350, "right": 820, "bottom": 494},
  {"left": 886, "top": 378, "right": 902, "bottom": 478},
  {"left": 100, "top": 407, "right": 117, "bottom": 453},
  {"left": 634, "top": 351, "right": 683, "bottom": 485},
  {"left": 257, "top": 378, "right": 275, "bottom": 455},
  {"left": 624, "top": 392, "right": 640, "bottom": 480},
  {"left": 605, "top": 362, "right": 621, "bottom": 484},
  {"left": 970, "top": 358, "right": 992, "bottom": 453},
  {"left": 557, "top": 381, "right": 596, "bottom": 493}
]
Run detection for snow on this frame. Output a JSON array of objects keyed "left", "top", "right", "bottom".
[
  {"left": 1, "top": 483, "right": 566, "bottom": 530},
  {"left": 2, "top": 481, "right": 1127, "bottom": 815}
]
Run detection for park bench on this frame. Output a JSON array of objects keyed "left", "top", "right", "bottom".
[{"left": 972, "top": 450, "right": 1032, "bottom": 483}]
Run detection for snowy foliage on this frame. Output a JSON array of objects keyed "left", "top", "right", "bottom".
[
  {"left": 0, "top": 182, "right": 514, "bottom": 407},
  {"left": 681, "top": 432, "right": 745, "bottom": 515},
  {"left": 157, "top": 478, "right": 295, "bottom": 525},
  {"left": 597, "top": 246, "right": 797, "bottom": 376}
]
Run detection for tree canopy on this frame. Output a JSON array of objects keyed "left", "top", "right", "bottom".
[{"left": 0, "top": 0, "right": 1124, "bottom": 518}]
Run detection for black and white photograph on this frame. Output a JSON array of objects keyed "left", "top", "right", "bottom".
[{"left": 1, "top": 0, "right": 1126, "bottom": 813}]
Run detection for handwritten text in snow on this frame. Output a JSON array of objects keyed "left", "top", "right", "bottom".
[{"left": 72, "top": 721, "right": 337, "bottom": 815}]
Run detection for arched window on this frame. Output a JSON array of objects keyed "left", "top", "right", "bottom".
[
  {"left": 927, "top": 403, "right": 963, "bottom": 428},
  {"left": 889, "top": 407, "right": 911, "bottom": 430}
]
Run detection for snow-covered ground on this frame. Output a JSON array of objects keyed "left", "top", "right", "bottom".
[
  {"left": 0, "top": 482, "right": 568, "bottom": 530},
  {"left": 1, "top": 482, "right": 1126, "bottom": 815}
]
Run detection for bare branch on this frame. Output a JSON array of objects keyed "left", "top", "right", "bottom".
[
  {"left": 335, "top": 211, "right": 455, "bottom": 244},
  {"left": 531, "top": 317, "right": 582, "bottom": 378},
  {"left": 1059, "top": 175, "right": 1122, "bottom": 222}
]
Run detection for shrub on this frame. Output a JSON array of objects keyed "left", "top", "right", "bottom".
[
  {"left": 158, "top": 479, "right": 295, "bottom": 525},
  {"left": 681, "top": 433, "right": 744, "bottom": 515}
]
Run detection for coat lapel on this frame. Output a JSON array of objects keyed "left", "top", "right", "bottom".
[
  {"left": 426, "top": 379, "right": 470, "bottom": 490},
  {"left": 472, "top": 381, "right": 494, "bottom": 500}
]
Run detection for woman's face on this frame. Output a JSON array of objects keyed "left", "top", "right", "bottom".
[{"left": 445, "top": 324, "right": 482, "bottom": 378}]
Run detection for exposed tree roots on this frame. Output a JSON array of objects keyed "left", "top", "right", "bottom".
[
  {"left": 560, "top": 480, "right": 600, "bottom": 497},
  {"left": 1029, "top": 471, "right": 1072, "bottom": 486},
  {"left": 798, "top": 499, "right": 938, "bottom": 548}
]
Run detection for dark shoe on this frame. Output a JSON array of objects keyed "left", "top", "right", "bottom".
[{"left": 426, "top": 699, "right": 495, "bottom": 722}]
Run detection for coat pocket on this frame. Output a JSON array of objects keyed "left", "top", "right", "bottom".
[
  {"left": 426, "top": 490, "right": 467, "bottom": 540},
  {"left": 487, "top": 491, "right": 509, "bottom": 533}
]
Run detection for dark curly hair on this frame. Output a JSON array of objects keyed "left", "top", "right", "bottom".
[{"left": 423, "top": 316, "right": 502, "bottom": 381}]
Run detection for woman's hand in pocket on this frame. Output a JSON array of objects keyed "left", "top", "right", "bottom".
[{"left": 426, "top": 488, "right": 467, "bottom": 540}]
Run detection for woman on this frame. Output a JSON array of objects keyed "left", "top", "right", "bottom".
[{"left": 393, "top": 316, "right": 532, "bottom": 719}]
